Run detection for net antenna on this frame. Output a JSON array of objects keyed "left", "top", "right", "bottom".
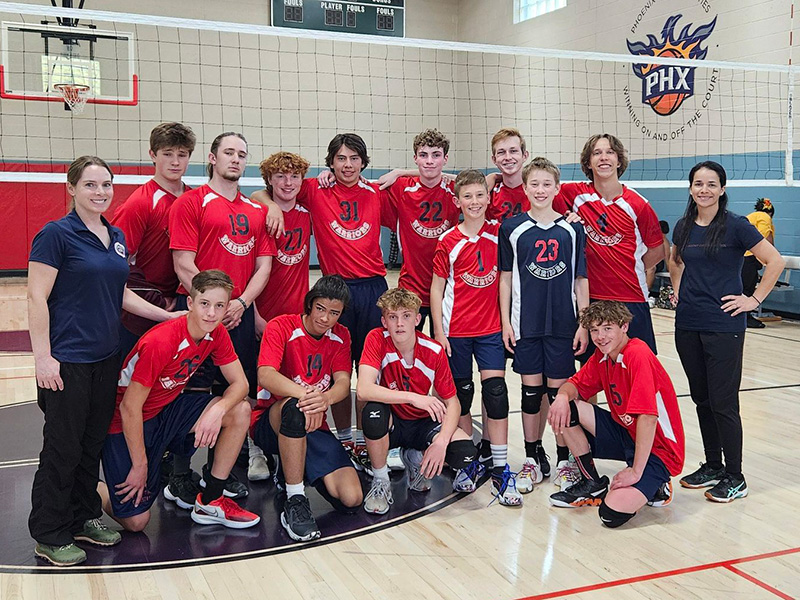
[{"left": 46, "top": 0, "right": 93, "bottom": 113}]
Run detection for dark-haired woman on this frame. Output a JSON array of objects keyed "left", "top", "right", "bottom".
[
  {"left": 669, "top": 161, "right": 784, "bottom": 503},
  {"left": 28, "top": 156, "right": 177, "bottom": 566},
  {"left": 742, "top": 198, "right": 776, "bottom": 328}
]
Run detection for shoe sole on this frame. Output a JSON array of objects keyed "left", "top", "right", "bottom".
[
  {"left": 704, "top": 488, "right": 748, "bottom": 503},
  {"left": 190, "top": 510, "right": 260, "bottom": 529},
  {"left": 280, "top": 512, "right": 321, "bottom": 542},
  {"left": 163, "top": 485, "right": 195, "bottom": 510},
  {"left": 247, "top": 470, "right": 271, "bottom": 482},
  {"left": 679, "top": 478, "right": 721, "bottom": 489},
  {"left": 34, "top": 548, "right": 86, "bottom": 567},
  {"left": 549, "top": 496, "right": 604, "bottom": 508},
  {"left": 73, "top": 534, "right": 121, "bottom": 547},
  {"left": 199, "top": 478, "right": 248, "bottom": 499},
  {"left": 363, "top": 503, "right": 391, "bottom": 515},
  {"left": 648, "top": 482, "right": 674, "bottom": 507}
]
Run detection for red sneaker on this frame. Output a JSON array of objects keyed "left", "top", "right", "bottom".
[{"left": 191, "top": 494, "right": 260, "bottom": 529}]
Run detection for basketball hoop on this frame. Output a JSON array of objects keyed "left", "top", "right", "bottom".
[{"left": 54, "top": 82, "right": 90, "bottom": 114}]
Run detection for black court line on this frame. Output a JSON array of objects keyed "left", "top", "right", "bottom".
[{"left": 744, "top": 331, "right": 800, "bottom": 344}]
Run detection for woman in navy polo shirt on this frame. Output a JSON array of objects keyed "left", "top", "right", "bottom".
[
  {"left": 27, "top": 156, "right": 178, "bottom": 566},
  {"left": 669, "top": 161, "right": 785, "bottom": 504}
]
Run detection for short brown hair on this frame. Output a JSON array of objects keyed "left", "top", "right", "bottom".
[
  {"left": 491, "top": 127, "right": 526, "bottom": 156},
  {"left": 412, "top": 128, "right": 450, "bottom": 155},
  {"left": 377, "top": 287, "right": 422, "bottom": 314},
  {"left": 259, "top": 152, "right": 311, "bottom": 188},
  {"left": 67, "top": 156, "right": 113, "bottom": 186},
  {"left": 454, "top": 169, "right": 488, "bottom": 197},
  {"left": 578, "top": 301, "right": 633, "bottom": 329},
  {"left": 150, "top": 122, "right": 196, "bottom": 154},
  {"left": 190, "top": 269, "right": 234, "bottom": 299},
  {"left": 522, "top": 157, "right": 561, "bottom": 185},
  {"left": 580, "top": 134, "right": 629, "bottom": 181}
]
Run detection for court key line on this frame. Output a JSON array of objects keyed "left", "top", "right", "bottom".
[{"left": 514, "top": 546, "right": 800, "bottom": 600}]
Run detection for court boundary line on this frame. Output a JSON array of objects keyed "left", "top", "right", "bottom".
[
  {"left": 724, "top": 565, "right": 795, "bottom": 600},
  {"left": 514, "top": 546, "right": 800, "bottom": 600}
]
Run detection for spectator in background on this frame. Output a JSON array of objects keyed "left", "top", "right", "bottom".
[
  {"left": 647, "top": 220, "right": 672, "bottom": 302},
  {"left": 742, "top": 198, "right": 776, "bottom": 329}
]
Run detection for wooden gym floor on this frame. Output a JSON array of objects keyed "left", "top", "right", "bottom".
[{"left": 0, "top": 272, "right": 798, "bottom": 599}]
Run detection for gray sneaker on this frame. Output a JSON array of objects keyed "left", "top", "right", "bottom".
[
  {"left": 364, "top": 478, "right": 393, "bottom": 515},
  {"left": 34, "top": 543, "right": 87, "bottom": 566},
  {"left": 401, "top": 448, "right": 432, "bottom": 492}
]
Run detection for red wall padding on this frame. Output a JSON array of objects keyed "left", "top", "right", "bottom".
[{"left": 1, "top": 162, "right": 153, "bottom": 271}]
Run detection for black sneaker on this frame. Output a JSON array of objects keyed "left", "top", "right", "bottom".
[
  {"left": 549, "top": 475, "right": 609, "bottom": 508},
  {"left": 281, "top": 495, "right": 321, "bottom": 542},
  {"left": 200, "top": 464, "right": 248, "bottom": 499},
  {"left": 163, "top": 471, "right": 201, "bottom": 510},
  {"left": 679, "top": 463, "right": 725, "bottom": 489},
  {"left": 705, "top": 473, "right": 748, "bottom": 503},
  {"left": 647, "top": 480, "right": 673, "bottom": 507},
  {"left": 746, "top": 314, "right": 766, "bottom": 329},
  {"left": 535, "top": 445, "right": 551, "bottom": 479}
]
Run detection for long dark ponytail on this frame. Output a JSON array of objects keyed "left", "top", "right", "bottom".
[{"left": 673, "top": 161, "right": 729, "bottom": 261}]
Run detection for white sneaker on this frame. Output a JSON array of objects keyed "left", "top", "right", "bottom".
[
  {"left": 491, "top": 465, "right": 523, "bottom": 506},
  {"left": 387, "top": 447, "right": 405, "bottom": 471},
  {"left": 554, "top": 458, "right": 581, "bottom": 491},
  {"left": 452, "top": 459, "right": 485, "bottom": 493},
  {"left": 401, "top": 448, "right": 432, "bottom": 492},
  {"left": 516, "top": 458, "right": 543, "bottom": 494},
  {"left": 363, "top": 478, "right": 393, "bottom": 515}
]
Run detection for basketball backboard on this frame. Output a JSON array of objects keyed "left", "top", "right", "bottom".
[{"left": 0, "top": 21, "right": 137, "bottom": 106}]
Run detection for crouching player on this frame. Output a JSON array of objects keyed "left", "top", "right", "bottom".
[
  {"left": 253, "top": 276, "right": 363, "bottom": 542},
  {"left": 547, "top": 301, "right": 684, "bottom": 528},
  {"left": 100, "top": 270, "right": 259, "bottom": 531},
  {"left": 358, "top": 288, "right": 477, "bottom": 514}
]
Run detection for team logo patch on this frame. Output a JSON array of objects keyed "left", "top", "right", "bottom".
[
  {"left": 277, "top": 245, "right": 307, "bottom": 266},
  {"left": 461, "top": 265, "right": 498, "bottom": 288},
  {"left": 291, "top": 374, "right": 332, "bottom": 390},
  {"left": 584, "top": 224, "right": 624, "bottom": 246},
  {"left": 627, "top": 14, "right": 717, "bottom": 116},
  {"left": 330, "top": 220, "right": 370, "bottom": 240},
  {"left": 619, "top": 413, "right": 634, "bottom": 427},
  {"left": 159, "top": 376, "right": 180, "bottom": 390},
  {"left": 219, "top": 234, "right": 255, "bottom": 256},
  {"left": 114, "top": 242, "right": 126, "bottom": 258},
  {"left": 412, "top": 219, "right": 453, "bottom": 239},
  {"left": 526, "top": 261, "right": 567, "bottom": 280}
]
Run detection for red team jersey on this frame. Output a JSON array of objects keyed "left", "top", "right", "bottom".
[
  {"left": 111, "top": 179, "right": 184, "bottom": 296},
  {"left": 108, "top": 317, "right": 238, "bottom": 434},
  {"left": 252, "top": 313, "right": 352, "bottom": 431},
  {"left": 255, "top": 204, "right": 311, "bottom": 323},
  {"left": 297, "top": 178, "right": 385, "bottom": 279},
  {"left": 554, "top": 182, "right": 662, "bottom": 303},
  {"left": 360, "top": 328, "right": 457, "bottom": 421},
  {"left": 569, "top": 338, "right": 685, "bottom": 475},
  {"left": 487, "top": 181, "right": 530, "bottom": 223},
  {"left": 169, "top": 185, "right": 277, "bottom": 298},
  {"left": 383, "top": 176, "right": 460, "bottom": 306},
  {"left": 433, "top": 220, "right": 501, "bottom": 337}
]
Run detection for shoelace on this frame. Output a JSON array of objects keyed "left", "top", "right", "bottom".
[
  {"left": 556, "top": 464, "right": 581, "bottom": 483},
  {"left": 489, "top": 468, "right": 518, "bottom": 506},
  {"left": 366, "top": 479, "right": 393, "bottom": 504},
  {"left": 519, "top": 462, "right": 537, "bottom": 478},
  {"left": 288, "top": 496, "right": 314, "bottom": 521},
  {"left": 84, "top": 518, "right": 108, "bottom": 531}
]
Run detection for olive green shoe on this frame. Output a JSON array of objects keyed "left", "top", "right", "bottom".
[
  {"left": 34, "top": 543, "right": 87, "bottom": 566},
  {"left": 73, "top": 518, "right": 122, "bottom": 547}
]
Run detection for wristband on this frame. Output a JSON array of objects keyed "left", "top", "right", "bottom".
[
  {"left": 237, "top": 297, "right": 248, "bottom": 311},
  {"left": 751, "top": 295, "right": 762, "bottom": 306}
]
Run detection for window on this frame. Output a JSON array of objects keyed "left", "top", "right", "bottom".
[{"left": 514, "top": 0, "right": 566, "bottom": 24}]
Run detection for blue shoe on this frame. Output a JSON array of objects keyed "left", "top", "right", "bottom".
[{"left": 490, "top": 465, "right": 522, "bottom": 506}]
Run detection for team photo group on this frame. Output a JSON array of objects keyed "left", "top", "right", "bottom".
[{"left": 26, "top": 122, "right": 786, "bottom": 567}]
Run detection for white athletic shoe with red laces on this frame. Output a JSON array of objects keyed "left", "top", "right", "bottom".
[{"left": 191, "top": 494, "right": 260, "bottom": 529}]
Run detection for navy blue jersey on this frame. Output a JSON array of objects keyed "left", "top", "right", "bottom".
[
  {"left": 499, "top": 214, "right": 587, "bottom": 339},
  {"left": 673, "top": 211, "right": 763, "bottom": 333}
]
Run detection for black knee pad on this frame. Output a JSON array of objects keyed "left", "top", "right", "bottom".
[
  {"left": 546, "top": 386, "right": 560, "bottom": 405},
  {"left": 481, "top": 377, "right": 509, "bottom": 420},
  {"left": 445, "top": 439, "right": 478, "bottom": 471},
  {"left": 568, "top": 400, "right": 581, "bottom": 428},
  {"left": 280, "top": 397, "right": 306, "bottom": 439},
  {"left": 521, "top": 384, "right": 546, "bottom": 415},
  {"left": 362, "top": 402, "right": 390, "bottom": 440},
  {"left": 598, "top": 501, "right": 635, "bottom": 528},
  {"left": 454, "top": 378, "right": 475, "bottom": 417}
]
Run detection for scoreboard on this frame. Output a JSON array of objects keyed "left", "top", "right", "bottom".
[{"left": 272, "top": 0, "right": 405, "bottom": 38}]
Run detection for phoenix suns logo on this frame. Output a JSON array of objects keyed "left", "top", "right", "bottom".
[{"left": 627, "top": 14, "right": 717, "bottom": 116}]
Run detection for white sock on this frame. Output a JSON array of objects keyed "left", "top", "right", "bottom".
[
  {"left": 490, "top": 444, "right": 508, "bottom": 469},
  {"left": 338, "top": 427, "right": 353, "bottom": 443},
  {"left": 248, "top": 435, "right": 265, "bottom": 458},
  {"left": 373, "top": 464, "right": 390, "bottom": 482},
  {"left": 286, "top": 482, "right": 305, "bottom": 497},
  {"left": 355, "top": 429, "right": 365, "bottom": 445}
]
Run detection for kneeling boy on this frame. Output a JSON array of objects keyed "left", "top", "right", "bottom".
[
  {"left": 253, "top": 275, "right": 363, "bottom": 542},
  {"left": 358, "top": 288, "right": 477, "bottom": 515},
  {"left": 101, "top": 270, "right": 259, "bottom": 531},
  {"left": 547, "top": 301, "right": 684, "bottom": 528}
]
